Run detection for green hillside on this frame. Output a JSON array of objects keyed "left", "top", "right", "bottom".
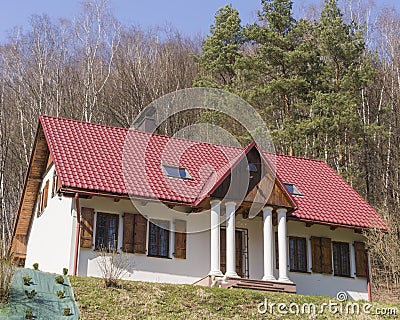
[{"left": 70, "top": 276, "right": 399, "bottom": 319}]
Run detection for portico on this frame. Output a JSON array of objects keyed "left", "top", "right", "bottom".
[{"left": 208, "top": 200, "right": 292, "bottom": 284}]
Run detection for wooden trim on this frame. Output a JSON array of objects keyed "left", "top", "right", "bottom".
[{"left": 11, "top": 123, "right": 50, "bottom": 257}]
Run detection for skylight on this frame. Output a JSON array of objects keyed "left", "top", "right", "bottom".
[
  {"left": 162, "top": 164, "right": 193, "bottom": 180},
  {"left": 284, "top": 183, "right": 303, "bottom": 196}
]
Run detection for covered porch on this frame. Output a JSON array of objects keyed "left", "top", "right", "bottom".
[{"left": 195, "top": 200, "right": 296, "bottom": 293}]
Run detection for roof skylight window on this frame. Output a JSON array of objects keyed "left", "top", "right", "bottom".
[
  {"left": 284, "top": 183, "right": 303, "bottom": 196},
  {"left": 162, "top": 164, "right": 193, "bottom": 180}
]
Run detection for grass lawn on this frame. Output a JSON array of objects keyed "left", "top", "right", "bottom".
[{"left": 69, "top": 276, "right": 399, "bottom": 319}]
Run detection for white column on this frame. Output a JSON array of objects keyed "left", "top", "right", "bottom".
[
  {"left": 262, "top": 206, "right": 275, "bottom": 281},
  {"left": 225, "top": 201, "right": 239, "bottom": 278},
  {"left": 209, "top": 200, "right": 223, "bottom": 276},
  {"left": 277, "top": 208, "right": 291, "bottom": 282}
]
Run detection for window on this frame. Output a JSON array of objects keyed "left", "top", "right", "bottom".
[
  {"left": 284, "top": 183, "right": 303, "bottom": 196},
  {"left": 42, "top": 180, "right": 49, "bottom": 210},
  {"left": 162, "top": 164, "right": 192, "bottom": 180},
  {"left": 247, "top": 163, "right": 257, "bottom": 172},
  {"left": 95, "top": 213, "right": 119, "bottom": 251},
  {"left": 148, "top": 220, "right": 170, "bottom": 258},
  {"left": 333, "top": 242, "right": 350, "bottom": 277},
  {"left": 289, "top": 237, "right": 307, "bottom": 272},
  {"left": 51, "top": 171, "right": 59, "bottom": 198},
  {"left": 36, "top": 180, "right": 49, "bottom": 217}
]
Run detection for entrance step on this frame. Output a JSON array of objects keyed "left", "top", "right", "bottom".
[{"left": 194, "top": 276, "right": 296, "bottom": 294}]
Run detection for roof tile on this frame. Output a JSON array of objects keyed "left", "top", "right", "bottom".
[{"left": 40, "top": 115, "right": 386, "bottom": 229}]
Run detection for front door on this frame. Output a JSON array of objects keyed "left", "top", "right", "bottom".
[{"left": 220, "top": 228, "right": 246, "bottom": 277}]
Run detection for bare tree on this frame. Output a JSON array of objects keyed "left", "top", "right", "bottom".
[{"left": 74, "top": 0, "right": 121, "bottom": 122}]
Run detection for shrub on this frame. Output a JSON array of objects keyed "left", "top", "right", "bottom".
[
  {"left": 23, "top": 276, "right": 32, "bottom": 286},
  {"left": 24, "top": 289, "right": 37, "bottom": 299},
  {"left": 57, "top": 289, "right": 65, "bottom": 299},
  {"left": 0, "top": 242, "right": 15, "bottom": 303},
  {"left": 63, "top": 268, "right": 68, "bottom": 276},
  {"left": 25, "top": 308, "right": 33, "bottom": 319},
  {"left": 32, "top": 263, "right": 39, "bottom": 270},
  {"left": 95, "top": 245, "right": 134, "bottom": 288},
  {"left": 63, "top": 307, "right": 70, "bottom": 316},
  {"left": 55, "top": 275, "right": 64, "bottom": 285}
]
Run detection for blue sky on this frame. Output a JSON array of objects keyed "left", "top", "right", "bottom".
[{"left": 0, "top": 0, "right": 399, "bottom": 42}]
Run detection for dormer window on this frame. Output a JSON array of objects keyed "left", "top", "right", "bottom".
[
  {"left": 162, "top": 164, "right": 193, "bottom": 180},
  {"left": 248, "top": 163, "right": 257, "bottom": 172},
  {"left": 284, "top": 183, "right": 303, "bottom": 196}
]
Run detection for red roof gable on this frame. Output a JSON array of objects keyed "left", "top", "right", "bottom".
[
  {"left": 274, "top": 155, "right": 386, "bottom": 229},
  {"left": 39, "top": 115, "right": 386, "bottom": 229}
]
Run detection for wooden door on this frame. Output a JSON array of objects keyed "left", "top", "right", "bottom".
[
  {"left": 235, "top": 231, "right": 243, "bottom": 277},
  {"left": 220, "top": 229, "right": 244, "bottom": 277}
]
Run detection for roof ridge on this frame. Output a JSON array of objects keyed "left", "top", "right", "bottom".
[
  {"left": 39, "top": 114, "right": 245, "bottom": 151},
  {"left": 275, "top": 152, "right": 327, "bottom": 163}
]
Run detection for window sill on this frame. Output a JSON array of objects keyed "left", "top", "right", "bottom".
[
  {"left": 93, "top": 249, "right": 119, "bottom": 254},
  {"left": 334, "top": 274, "right": 354, "bottom": 279},
  {"left": 147, "top": 255, "right": 171, "bottom": 259}
]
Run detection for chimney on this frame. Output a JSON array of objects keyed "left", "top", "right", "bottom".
[{"left": 134, "top": 107, "right": 156, "bottom": 133}]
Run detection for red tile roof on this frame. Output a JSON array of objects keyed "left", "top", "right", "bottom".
[
  {"left": 274, "top": 155, "right": 386, "bottom": 229},
  {"left": 39, "top": 115, "right": 386, "bottom": 229}
]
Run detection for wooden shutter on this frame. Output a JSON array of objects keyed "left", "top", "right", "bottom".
[
  {"left": 36, "top": 192, "right": 42, "bottom": 217},
  {"left": 42, "top": 180, "right": 49, "bottom": 210},
  {"left": 311, "top": 237, "right": 332, "bottom": 274},
  {"left": 311, "top": 237, "right": 322, "bottom": 273},
  {"left": 51, "top": 173, "right": 58, "bottom": 198},
  {"left": 80, "top": 207, "right": 94, "bottom": 248},
  {"left": 133, "top": 214, "right": 147, "bottom": 254},
  {"left": 321, "top": 237, "right": 333, "bottom": 274},
  {"left": 354, "top": 241, "right": 367, "bottom": 277},
  {"left": 123, "top": 213, "right": 135, "bottom": 253},
  {"left": 174, "top": 220, "right": 187, "bottom": 259}
]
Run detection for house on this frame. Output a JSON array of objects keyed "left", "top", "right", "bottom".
[{"left": 11, "top": 115, "right": 386, "bottom": 300}]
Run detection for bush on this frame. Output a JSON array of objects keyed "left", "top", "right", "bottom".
[
  {"left": 95, "top": 245, "right": 133, "bottom": 288},
  {"left": 57, "top": 289, "right": 65, "bottom": 299},
  {"left": 23, "top": 276, "right": 32, "bottom": 286},
  {"left": 0, "top": 243, "right": 15, "bottom": 303},
  {"left": 55, "top": 275, "right": 64, "bottom": 285},
  {"left": 24, "top": 289, "right": 37, "bottom": 299},
  {"left": 32, "top": 263, "right": 39, "bottom": 270},
  {"left": 63, "top": 268, "right": 68, "bottom": 276},
  {"left": 25, "top": 308, "right": 33, "bottom": 319},
  {"left": 63, "top": 307, "right": 70, "bottom": 316}
]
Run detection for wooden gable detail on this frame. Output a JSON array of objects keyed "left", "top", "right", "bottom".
[
  {"left": 11, "top": 125, "right": 50, "bottom": 258},
  {"left": 211, "top": 146, "right": 295, "bottom": 210}
]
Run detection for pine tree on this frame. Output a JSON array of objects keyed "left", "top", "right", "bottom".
[
  {"left": 194, "top": 4, "right": 242, "bottom": 89},
  {"left": 236, "top": 0, "right": 318, "bottom": 155},
  {"left": 311, "top": 0, "right": 375, "bottom": 179}
]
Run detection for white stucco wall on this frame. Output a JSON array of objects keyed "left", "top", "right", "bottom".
[
  {"left": 76, "top": 196, "right": 368, "bottom": 300},
  {"left": 25, "top": 165, "right": 75, "bottom": 274},
  {"left": 26, "top": 186, "right": 368, "bottom": 300},
  {"left": 78, "top": 197, "right": 213, "bottom": 284},
  {"left": 286, "top": 221, "right": 368, "bottom": 300}
]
